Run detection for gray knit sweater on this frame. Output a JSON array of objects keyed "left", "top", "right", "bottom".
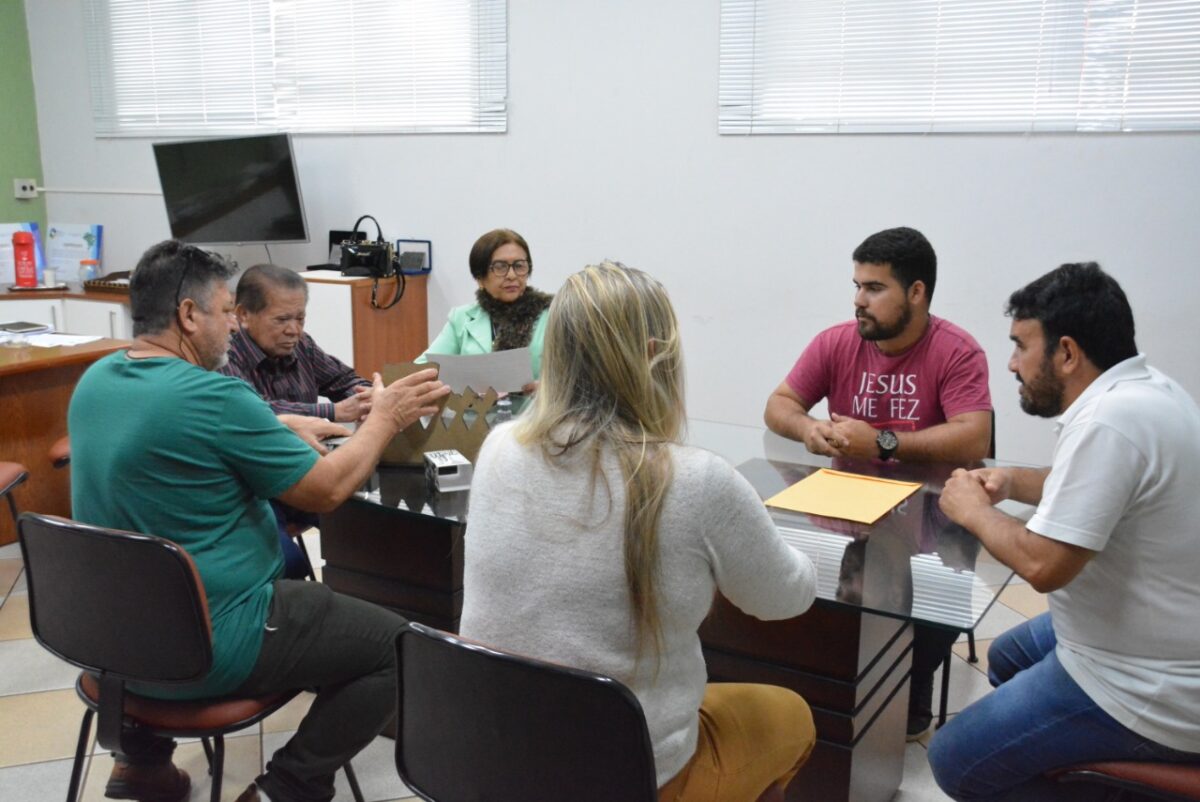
[{"left": 460, "top": 423, "right": 817, "bottom": 786}]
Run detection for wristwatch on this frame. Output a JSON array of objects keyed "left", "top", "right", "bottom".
[{"left": 876, "top": 429, "right": 899, "bottom": 461}]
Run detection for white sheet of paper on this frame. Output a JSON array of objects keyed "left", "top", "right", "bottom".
[
  {"left": 427, "top": 348, "right": 534, "bottom": 394},
  {"left": 27, "top": 333, "right": 103, "bottom": 347}
]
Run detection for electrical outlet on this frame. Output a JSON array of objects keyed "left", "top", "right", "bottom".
[{"left": 13, "top": 179, "right": 38, "bottom": 199}]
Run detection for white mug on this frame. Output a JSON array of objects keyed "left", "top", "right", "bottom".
[{"left": 42, "top": 268, "right": 58, "bottom": 287}]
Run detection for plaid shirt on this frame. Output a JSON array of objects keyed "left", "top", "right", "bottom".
[{"left": 220, "top": 328, "right": 369, "bottom": 420}]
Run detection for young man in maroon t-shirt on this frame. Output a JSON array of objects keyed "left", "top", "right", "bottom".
[{"left": 765, "top": 226, "right": 993, "bottom": 739}]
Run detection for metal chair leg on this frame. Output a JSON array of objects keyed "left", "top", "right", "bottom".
[
  {"left": 201, "top": 736, "right": 214, "bottom": 771},
  {"left": 967, "top": 630, "right": 978, "bottom": 663},
  {"left": 345, "top": 760, "right": 365, "bottom": 802},
  {"left": 66, "top": 709, "right": 95, "bottom": 802},
  {"left": 209, "top": 735, "right": 225, "bottom": 802},
  {"left": 937, "top": 652, "right": 952, "bottom": 728}
]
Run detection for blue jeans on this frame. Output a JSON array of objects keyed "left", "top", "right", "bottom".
[{"left": 928, "top": 612, "right": 1198, "bottom": 801}]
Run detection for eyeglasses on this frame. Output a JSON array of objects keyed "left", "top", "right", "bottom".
[{"left": 488, "top": 260, "right": 532, "bottom": 277}]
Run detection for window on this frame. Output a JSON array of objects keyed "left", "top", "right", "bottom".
[
  {"left": 83, "top": 0, "right": 507, "bottom": 136},
  {"left": 719, "top": 0, "right": 1200, "bottom": 134}
]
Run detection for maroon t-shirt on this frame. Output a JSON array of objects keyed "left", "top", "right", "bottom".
[{"left": 785, "top": 316, "right": 991, "bottom": 433}]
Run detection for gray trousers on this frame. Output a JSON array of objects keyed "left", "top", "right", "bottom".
[
  {"left": 118, "top": 580, "right": 406, "bottom": 802},
  {"left": 237, "top": 580, "right": 407, "bottom": 802}
]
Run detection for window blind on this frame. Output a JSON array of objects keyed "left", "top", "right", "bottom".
[
  {"left": 719, "top": 0, "right": 1200, "bottom": 134},
  {"left": 83, "top": 0, "right": 507, "bottom": 136}
]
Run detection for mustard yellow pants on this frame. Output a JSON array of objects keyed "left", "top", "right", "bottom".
[{"left": 658, "top": 683, "right": 816, "bottom": 802}]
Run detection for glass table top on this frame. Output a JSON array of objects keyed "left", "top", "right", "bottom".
[
  {"left": 736, "top": 454, "right": 1031, "bottom": 631},
  {"left": 349, "top": 419, "right": 1033, "bottom": 630}
]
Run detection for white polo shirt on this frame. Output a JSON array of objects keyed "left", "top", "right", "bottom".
[{"left": 1029, "top": 355, "right": 1200, "bottom": 753}]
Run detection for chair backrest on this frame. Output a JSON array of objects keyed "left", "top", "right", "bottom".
[
  {"left": 395, "top": 622, "right": 658, "bottom": 802},
  {"left": 18, "top": 512, "right": 212, "bottom": 684}
]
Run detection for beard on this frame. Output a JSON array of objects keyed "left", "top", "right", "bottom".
[
  {"left": 1017, "top": 354, "right": 1065, "bottom": 418},
  {"left": 857, "top": 302, "right": 912, "bottom": 341},
  {"left": 199, "top": 340, "right": 230, "bottom": 371}
]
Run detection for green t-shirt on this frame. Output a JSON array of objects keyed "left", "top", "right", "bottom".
[{"left": 69, "top": 353, "right": 319, "bottom": 699}]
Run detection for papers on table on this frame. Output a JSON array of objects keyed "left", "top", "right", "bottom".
[
  {"left": 426, "top": 348, "right": 533, "bottom": 394},
  {"left": 765, "top": 468, "right": 922, "bottom": 525},
  {"left": 26, "top": 333, "right": 102, "bottom": 348}
]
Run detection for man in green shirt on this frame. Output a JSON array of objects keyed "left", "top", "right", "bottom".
[{"left": 69, "top": 240, "right": 449, "bottom": 802}]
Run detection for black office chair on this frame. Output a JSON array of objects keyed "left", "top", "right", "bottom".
[
  {"left": 17, "top": 512, "right": 363, "bottom": 802},
  {"left": 395, "top": 622, "right": 658, "bottom": 802}
]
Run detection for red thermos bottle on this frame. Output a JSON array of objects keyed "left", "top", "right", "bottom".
[{"left": 12, "top": 232, "right": 37, "bottom": 288}]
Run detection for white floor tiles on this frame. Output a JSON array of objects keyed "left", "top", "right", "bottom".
[
  {"left": 0, "top": 530, "right": 1047, "bottom": 802},
  {"left": 894, "top": 742, "right": 954, "bottom": 801},
  {"left": 0, "top": 637, "right": 82, "bottom": 696},
  {"left": 0, "top": 756, "right": 80, "bottom": 802},
  {"left": 262, "top": 730, "right": 416, "bottom": 802},
  {"left": 959, "top": 596, "right": 1028, "bottom": 643}
]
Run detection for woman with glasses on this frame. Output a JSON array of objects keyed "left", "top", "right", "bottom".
[
  {"left": 418, "top": 228, "right": 551, "bottom": 388},
  {"left": 460, "top": 262, "right": 819, "bottom": 801}
]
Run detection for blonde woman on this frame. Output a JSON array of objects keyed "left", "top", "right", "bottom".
[{"left": 460, "top": 262, "right": 819, "bottom": 801}]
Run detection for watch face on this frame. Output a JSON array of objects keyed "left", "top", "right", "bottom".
[{"left": 877, "top": 430, "right": 899, "bottom": 451}]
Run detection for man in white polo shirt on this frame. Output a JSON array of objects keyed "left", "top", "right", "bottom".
[{"left": 928, "top": 262, "right": 1200, "bottom": 800}]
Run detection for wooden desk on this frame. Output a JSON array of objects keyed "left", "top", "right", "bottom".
[{"left": 0, "top": 339, "right": 129, "bottom": 544}]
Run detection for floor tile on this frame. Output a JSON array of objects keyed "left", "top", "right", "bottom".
[
  {"left": 0, "top": 558, "right": 22, "bottom": 597},
  {"left": 82, "top": 733, "right": 261, "bottom": 802},
  {"left": 0, "top": 689, "right": 90, "bottom": 767},
  {"left": 952, "top": 637, "right": 993, "bottom": 679},
  {"left": 261, "top": 691, "right": 314, "bottom": 734},
  {"left": 262, "top": 731, "right": 415, "bottom": 801},
  {"left": 0, "top": 639, "right": 80, "bottom": 696},
  {"left": 0, "top": 542, "right": 21, "bottom": 560},
  {"left": 931, "top": 653, "right": 995, "bottom": 719},
  {"left": 998, "top": 583, "right": 1049, "bottom": 619},
  {"left": 971, "top": 559, "right": 1017, "bottom": 588},
  {"left": 894, "top": 741, "right": 952, "bottom": 801},
  {"left": 0, "top": 756, "right": 82, "bottom": 802},
  {"left": 10, "top": 569, "right": 26, "bottom": 594},
  {"left": 960, "top": 598, "right": 1027, "bottom": 642},
  {"left": 0, "top": 593, "right": 32, "bottom": 641}
]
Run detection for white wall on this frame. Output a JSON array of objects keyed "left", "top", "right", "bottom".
[{"left": 26, "top": 0, "right": 1200, "bottom": 465}]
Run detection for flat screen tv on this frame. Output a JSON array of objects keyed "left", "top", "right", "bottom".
[{"left": 153, "top": 133, "right": 309, "bottom": 245}]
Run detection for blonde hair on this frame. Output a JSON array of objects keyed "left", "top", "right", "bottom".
[{"left": 515, "top": 261, "right": 685, "bottom": 660}]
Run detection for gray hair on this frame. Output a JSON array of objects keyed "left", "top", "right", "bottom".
[
  {"left": 130, "top": 241, "right": 235, "bottom": 336},
  {"left": 235, "top": 263, "right": 309, "bottom": 313}
]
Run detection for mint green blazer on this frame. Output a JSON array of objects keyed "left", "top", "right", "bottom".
[{"left": 418, "top": 302, "right": 549, "bottom": 380}]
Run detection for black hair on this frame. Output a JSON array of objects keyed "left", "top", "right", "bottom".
[
  {"left": 236, "top": 263, "right": 308, "bottom": 313},
  {"left": 852, "top": 227, "right": 937, "bottom": 303},
  {"left": 130, "top": 240, "right": 236, "bottom": 337},
  {"left": 1005, "top": 262, "right": 1137, "bottom": 371}
]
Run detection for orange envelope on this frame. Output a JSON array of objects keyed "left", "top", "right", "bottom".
[{"left": 764, "top": 468, "right": 922, "bottom": 525}]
